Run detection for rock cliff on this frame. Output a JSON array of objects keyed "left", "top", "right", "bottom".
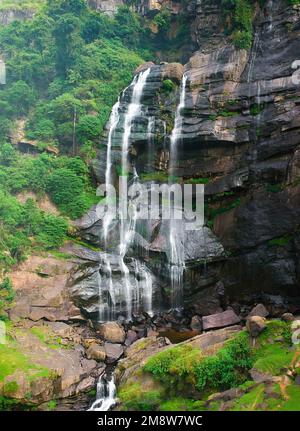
[{"left": 77, "top": 0, "right": 300, "bottom": 318}]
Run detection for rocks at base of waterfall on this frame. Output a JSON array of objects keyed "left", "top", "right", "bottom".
[
  {"left": 99, "top": 322, "right": 126, "bottom": 344},
  {"left": 190, "top": 315, "right": 203, "bottom": 332},
  {"left": 248, "top": 303, "right": 270, "bottom": 319},
  {"left": 131, "top": 325, "right": 147, "bottom": 339},
  {"left": 104, "top": 342, "right": 124, "bottom": 363},
  {"left": 246, "top": 316, "right": 266, "bottom": 338},
  {"left": 202, "top": 309, "right": 241, "bottom": 331},
  {"left": 86, "top": 343, "right": 106, "bottom": 362},
  {"left": 281, "top": 313, "right": 295, "bottom": 322}
]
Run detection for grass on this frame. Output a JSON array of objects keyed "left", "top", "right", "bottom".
[
  {"left": 0, "top": 342, "right": 52, "bottom": 383},
  {"left": 252, "top": 321, "right": 294, "bottom": 376},
  {"left": 232, "top": 384, "right": 265, "bottom": 411},
  {"left": 30, "top": 326, "right": 71, "bottom": 350},
  {"left": 119, "top": 383, "right": 162, "bottom": 411},
  {"left": 253, "top": 344, "right": 294, "bottom": 376},
  {"left": 280, "top": 384, "right": 300, "bottom": 411},
  {"left": 160, "top": 397, "right": 206, "bottom": 411}
]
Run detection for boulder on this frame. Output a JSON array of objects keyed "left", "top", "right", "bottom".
[
  {"left": 190, "top": 315, "right": 202, "bottom": 332},
  {"left": 86, "top": 343, "right": 106, "bottom": 362},
  {"left": 99, "top": 322, "right": 125, "bottom": 344},
  {"left": 104, "top": 343, "right": 124, "bottom": 363},
  {"left": 246, "top": 316, "right": 266, "bottom": 337},
  {"left": 202, "top": 310, "right": 241, "bottom": 331},
  {"left": 248, "top": 304, "right": 269, "bottom": 318},
  {"left": 125, "top": 330, "right": 138, "bottom": 347},
  {"left": 281, "top": 313, "right": 294, "bottom": 322}
]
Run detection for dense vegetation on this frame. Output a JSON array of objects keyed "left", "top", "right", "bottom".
[
  {"left": 119, "top": 321, "right": 299, "bottom": 411},
  {"left": 0, "top": 0, "right": 150, "bottom": 281}
]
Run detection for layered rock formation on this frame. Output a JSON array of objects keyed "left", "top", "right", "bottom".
[{"left": 74, "top": 0, "right": 300, "bottom": 320}]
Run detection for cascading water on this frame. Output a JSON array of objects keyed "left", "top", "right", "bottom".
[
  {"left": 99, "top": 68, "right": 153, "bottom": 322},
  {"left": 88, "top": 374, "right": 116, "bottom": 411},
  {"left": 168, "top": 74, "right": 188, "bottom": 309},
  {"left": 103, "top": 99, "right": 120, "bottom": 243}
]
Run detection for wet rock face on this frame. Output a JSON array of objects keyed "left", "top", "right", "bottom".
[{"left": 78, "top": 1, "right": 300, "bottom": 318}]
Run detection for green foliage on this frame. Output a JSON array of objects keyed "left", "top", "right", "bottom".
[
  {"left": 160, "top": 398, "right": 206, "bottom": 411},
  {"left": 0, "top": 145, "right": 96, "bottom": 269},
  {"left": 145, "top": 333, "right": 252, "bottom": 394},
  {"left": 0, "top": 3, "right": 145, "bottom": 152},
  {"left": 119, "top": 383, "right": 162, "bottom": 411},
  {"left": 0, "top": 278, "right": 14, "bottom": 320},
  {"left": 268, "top": 235, "right": 292, "bottom": 247},
  {"left": 194, "top": 332, "right": 253, "bottom": 392},
  {"left": 161, "top": 79, "right": 176, "bottom": 94},
  {"left": 47, "top": 400, "right": 57, "bottom": 411},
  {"left": 153, "top": 8, "right": 172, "bottom": 34},
  {"left": 250, "top": 103, "right": 265, "bottom": 116},
  {"left": 252, "top": 321, "right": 294, "bottom": 376},
  {"left": 222, "top": 0, "right": 255, "bottom": 49},
  {"left": 144, "top": 345, "right": 202, "bottom": 383}
]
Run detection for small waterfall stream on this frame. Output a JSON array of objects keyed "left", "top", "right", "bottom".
[
  {"left": 99, "top": 68, "right": 153, "bottom": 322},
  {"left": 168, "top": 74, "right": 188, "bottom": 309},
  {"left": 88, "top": 374, "right": 116, "bottom": 412}
]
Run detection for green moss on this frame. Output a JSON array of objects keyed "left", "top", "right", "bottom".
[
  {"left": 3, "top": 381, "right": 19, "bottom": 395},
  {"left": 279, "top": 384, "right": 300, "bottom": 411},
  {"left": 160, "top": 397, "right": 206, "bottom": 411},
  {"left": 144, "top": 332, "right": 252, "bottom": 394},
  {"left": 47, "top": 400, "right": 57, "bottom": 411},
  {"left": 253, "top": 345, "right": 294, "bottom": 376},
  {"left": 0, "top": 342, "right": 51, "bottom": 383},
  {"left": 232, "top": 384, "right": 265, "bottom": 411},
  {"left": 119, "top": 383, "right": 162, "bottom": 411},
  {"left": 195, "top": 331, "right": 253, "bottom": 392},
  {"left": 252, "top": 321, "right": 294, "bottom": 376},
  {"left": 30, "top": 326, "right": 71, "bottom": 350},
  {"left": 268, "top": 235, "right": 292, "bottom": 247}
]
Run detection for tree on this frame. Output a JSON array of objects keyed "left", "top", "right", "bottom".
[{"left": 53, "top": 14, "right": 82, "bottom": 77}]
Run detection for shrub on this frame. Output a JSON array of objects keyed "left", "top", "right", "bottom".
[
  {"left": 194, "top": 332, "right": 253, "bottom": 392},
  {"left": 0, "top": 278, "right": 14, "bottom": 320}
]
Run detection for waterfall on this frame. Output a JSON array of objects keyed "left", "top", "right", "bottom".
[
  {"left": 168, "top": 74, "right": 188, "bottom": 309},
  {"left": 99, "top": 68, "right": 153, "bottom": 322},
  {"left": 147, "top": 117, "right": 155, "bottom": 172},
  {"left": 88, "top": 374, "right": 116, "bottom": 412},
  {"left": 103, "top": 99, "right": 120, "bottom": 243},
  {"left": 247, "top": 32, "right": 260, "bottom": 84}
]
